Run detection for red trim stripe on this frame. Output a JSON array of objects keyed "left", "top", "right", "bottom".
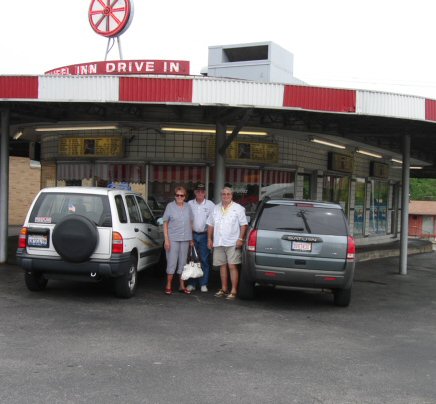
[
  {"left": 425, "top": 99, "right": 436, "bottom": 122},
  {"left": 283, "top": 85, "right": 356, "bottom": 112},
  {"left": 0, "top": 77, "right": 38, "bottom": 99},
  {"left": 119, "top": 77, "right": 193, "bottom": 102}
]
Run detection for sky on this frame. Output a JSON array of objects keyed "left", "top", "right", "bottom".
[{"left": 2, "top": 0, "right": 436, "bottom": 98}]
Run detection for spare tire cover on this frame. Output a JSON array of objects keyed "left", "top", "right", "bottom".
[{"left": 52, "top": 215, "right": 99, "bottom": 263}]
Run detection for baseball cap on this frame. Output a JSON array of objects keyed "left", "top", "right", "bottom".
[{"left": 195, "top": 183, "right": 206, "bottom": 190}]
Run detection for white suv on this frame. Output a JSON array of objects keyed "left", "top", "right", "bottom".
[{"left": 16, "top": 187, "right": 164, "bottom": 298}]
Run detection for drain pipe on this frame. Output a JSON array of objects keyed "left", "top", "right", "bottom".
[{"left": 399, "top": 134, "right": 410, "bottom": 275}]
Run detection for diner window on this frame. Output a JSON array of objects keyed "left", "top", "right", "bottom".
[
  {"left": 354, "top": 178, "right": 366, "bottom": 237},
  {"left": 261, "top": 170, "right": 295, "bottom": 200},
  {"left": 302, "top": 174, "right": 312, "bottom": 200},
  {"left": 369, "top": 180, "right": 388, "bottom": 235},
  {"left": 224, "top": 167, "right": 260, "bottom": 214},
  {"left": 322, "top": 175, "right": 350, "bottom": 216},
  {"left": 149, "top": 165, "right": 206, "bottom": 207}
]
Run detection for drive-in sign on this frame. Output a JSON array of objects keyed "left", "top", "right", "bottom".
[{"left": 45, "top": 60, "right": 190, "bottom": 76}]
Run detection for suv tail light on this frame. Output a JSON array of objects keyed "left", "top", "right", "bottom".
[
  {"left": 247, "top": 229, "right": 258, "bottom": 252},
  {"left": 347, "top": 236, "right": 356, "bottom": 260},
  {"left": 18, "top": 227, "right": 28, "bottom": 248},
  {"left": 112, "top": 232, "right": 124, "bottom": 254}
]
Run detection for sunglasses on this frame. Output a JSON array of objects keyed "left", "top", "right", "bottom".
[{"left": 175, "top": 194, "right": 185, "bottom": 197}]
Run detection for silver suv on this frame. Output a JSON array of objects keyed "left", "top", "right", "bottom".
[
  {"left": 240, "top": 199, "right": 356, "bottom": 306},
  {"left": 16, "top": 187, "right": 164, "bottom": 298}
]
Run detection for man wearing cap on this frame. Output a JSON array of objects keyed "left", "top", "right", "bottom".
[{"left": 187, "top": 183, "right": 215, "bottom": 292}]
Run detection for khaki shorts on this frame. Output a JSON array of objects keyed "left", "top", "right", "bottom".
[{"left": 213, "top": 246, "right": 242, "bottom": 266}]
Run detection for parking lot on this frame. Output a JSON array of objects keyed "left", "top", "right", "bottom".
[{"left": 1, "top": 252, "right": 436, "bottom": 404}]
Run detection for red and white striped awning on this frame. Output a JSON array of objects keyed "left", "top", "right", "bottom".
[
  {"left": 57, "top": 163, "right": 146, "bottom": 182},
  {"left": 95, "top": 164, "right": 145, "bottom": 182},
  {"left": 262, "top": 169, "right": 295, "bottom": 184},
  {"left": 57, "top": 163, "right": 93, "bottom": 180},
  {"left": 225, "top": 168, "right": 260, "bottom": 185},
  {"left": 150, "top": 165, "right": 205, "bottom": 183}
]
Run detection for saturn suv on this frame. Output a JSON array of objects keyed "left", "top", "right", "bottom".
[
  {"left": 240, "top": 199, "right": 356, "bottom": 306},
  {"left": 16, "top": 187, "right": 164, "bottom": 298}
]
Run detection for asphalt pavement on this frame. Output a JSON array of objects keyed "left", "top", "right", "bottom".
[{"left": 0, "top": 250, "right": 436, "bottom": 404}]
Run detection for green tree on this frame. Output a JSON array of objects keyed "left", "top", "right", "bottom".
[{"left": 410, "top": 178, "right": 436, "bottom": 200}]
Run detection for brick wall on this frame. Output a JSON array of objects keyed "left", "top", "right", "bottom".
[{"left": 8, "top": 157, "right": 41, "bottom": 225}]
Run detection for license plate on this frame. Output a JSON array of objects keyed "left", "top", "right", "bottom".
[
  {"left": 291, "top": 241, "right": 312, "bottom": 252},
  {"left": 28, "top": 234, "right": 48, "bottom": 248}
]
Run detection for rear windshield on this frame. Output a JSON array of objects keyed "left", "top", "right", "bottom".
[
  {"left": 257, "top": 203, "right": 348, "bottom": 236},
  {"left": 29, "top": 192, "right": 111, "bottom": 227}
]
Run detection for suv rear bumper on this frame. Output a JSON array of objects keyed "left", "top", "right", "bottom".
[
  {"left": 242, "top": 254, "right": 355, "bottom": 289},
  {"left": 16, "top": 249, "right": 132, "bottom": 278}
]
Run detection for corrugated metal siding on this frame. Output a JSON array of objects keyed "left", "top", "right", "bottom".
[
  {"left": 193, "top": 77, "right": 284, "bottom": 107},
  {"left": 119, "top": 77, "right": 193, "bottom": 102},
  {"left": 39, "top": 76, "right": 119, "bottom": 102},
  {"left": 0, "top": 76, "right": 38, "bottom": 99},
  {"left": 283, "top": 85, "right": 356, "bottom": 112},
  {"left": 425, "top": 99, "right": 436, "bottom": 121},
  {"left": 357, "top": 91, "right": 425, "bottom": 120}
]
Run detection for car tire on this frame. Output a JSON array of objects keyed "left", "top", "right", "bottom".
[
  {"left": 52, "top": 215, "right": 99, "bottom": 263},
  {"left": 25, "top": 271, "right": 48, "bottom": 291},
  {"left": 333, "top": 287, "right": 351, "bottom": 307},
  {"left": 238, "top": 266, "right": 255, "bottom": 300},
  {"left": 114, "top": 255, "right": 138, "bottom": 298}
]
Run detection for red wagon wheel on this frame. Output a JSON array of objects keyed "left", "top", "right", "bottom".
[{"left": 89, "top": 0, "right": 134, "bottom": 38}]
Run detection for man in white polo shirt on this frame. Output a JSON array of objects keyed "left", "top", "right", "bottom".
[
  {"left": 187, "top": 183, "right": 215, "bottom": 292},
  {"left": 207, "top": 186, "right": 248, "bottom": 300}
]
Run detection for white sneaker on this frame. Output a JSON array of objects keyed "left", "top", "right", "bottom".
[
  {"left": 200, "top": 285, "right": 208, "bottom": 293},
  {"left": 186, "top": 285, "right": 195, "bottom": 292}
]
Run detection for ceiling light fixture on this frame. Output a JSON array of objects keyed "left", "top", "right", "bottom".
[
  {"left": 160, "top": 127, "right": 268, "bottom": 136},
  {"left": 391, "top": 158, "right": 403, "bottom": 164},
  {"left": 356, "top": 149, "right": 383, "bottom": 159},
  {"left": 35, "top": 125, "right": 118, "bottom": 132},
  {"left": 13, "top": 131, "right": 23, "bottom": 140},
  {"left": 310, "top": 137, "right": 346, "bottom": 150}
]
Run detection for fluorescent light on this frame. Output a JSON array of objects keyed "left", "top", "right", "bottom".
[
  {"left": 310, "top": 138, "right": 346, "bottom": 150},
  {"left": 160, "top": 127, "right": 268, "bottom": 136},
  {"left": 35, "top": 125, "right": 118, "bottom": 132},
  {"left": 356, "top": 149, "right": 383, "bottom": 159},
  {"left": 410, "top": 166, "right": 423, "bottom": 170},
  {"left": 391, "top": 158, "right": 403, "bottom": 164},
  {"left": 13, "top": 131, "right": 23, "bottom": 140}
]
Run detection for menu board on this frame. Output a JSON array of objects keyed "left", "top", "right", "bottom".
[
  {"left": 208, "top": 139, "right": 279, "bottom": 163},
  {"left": 59, "top": 137, "right": 124, "bottom": 157},
  {"left": 370, "top": 161, "right": 389, "bottom": 178},
  {"left": 328, "top": 152, "right": 354, "bottom": 173}
]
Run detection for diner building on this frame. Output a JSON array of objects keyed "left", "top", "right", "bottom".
[{"left": 2, "top": 41, "right": 436, "bottom": 262}]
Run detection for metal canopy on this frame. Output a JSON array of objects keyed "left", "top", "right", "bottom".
[{"left": 3, "top": 99, "right": 436, "bottom": 177}]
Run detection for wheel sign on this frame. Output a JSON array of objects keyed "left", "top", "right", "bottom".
[{"left": 89, "top": 0, "right": 134, "bottom": 38}]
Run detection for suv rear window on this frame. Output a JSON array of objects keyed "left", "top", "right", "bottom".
[
  {"left": 29, "top": 193, "right": 111, "bottom": 227},
  {"left": 257, "top": 203, "right": 347, "bottom": 236}
]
